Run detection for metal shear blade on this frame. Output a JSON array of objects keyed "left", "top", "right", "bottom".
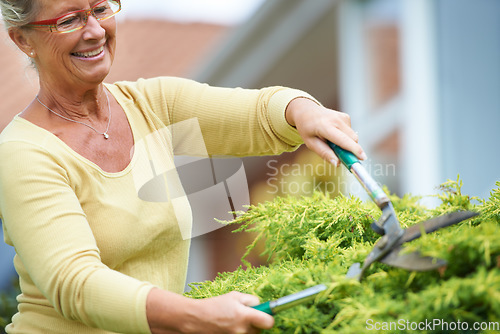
[
  {"left": 348, "top": 210, "right": 478, "bottom": 279},
  {"left": 380, "top": 248, "right": 447, "bottom": 271},
  {"left": 399, "top": 210, "right": 479, "bottom": 244},
  {"left": 379, "top": 210, "right": 478, "bottom": 270}
]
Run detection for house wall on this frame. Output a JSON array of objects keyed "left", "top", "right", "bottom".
[
  {"left": 435, "top": 0, "right": 500, "bottom": 199},
  {"left": 338, "top": 0, "right": 500, "bottom": 202}
]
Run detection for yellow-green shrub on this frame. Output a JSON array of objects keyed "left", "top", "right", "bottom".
[{"left": 187, "top": 178, "right": 500, "bottom": 333}]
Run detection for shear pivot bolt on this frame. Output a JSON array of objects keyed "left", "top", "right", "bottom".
[{"left": 377, "top": 235, "right": 389, "bottom": 249}]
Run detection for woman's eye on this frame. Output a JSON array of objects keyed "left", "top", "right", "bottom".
[
  {"left": 94, "top": 6, "right": 108, "bottom": 16},
  {"left": 58, "top": 16, "right": 78, "bottom": 27}
]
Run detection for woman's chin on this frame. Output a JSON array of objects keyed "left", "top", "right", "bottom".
[{"left": 77, "top": 64, "right": 113, "bottom": 85}]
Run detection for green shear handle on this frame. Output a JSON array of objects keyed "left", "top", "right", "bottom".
[{"left": 252, "top": 284, "right": 327, "bottom": 315}]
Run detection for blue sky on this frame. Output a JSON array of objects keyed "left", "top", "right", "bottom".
[{"left": 118, "top": 0, "right": 267, "bottom": 25}]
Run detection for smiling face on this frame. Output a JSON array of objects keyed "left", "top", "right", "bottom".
[{"left": 15, "top": 0, "right": 118, "bottom": 91}]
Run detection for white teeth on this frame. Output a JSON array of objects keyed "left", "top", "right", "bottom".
[{"left": 73, "top": 46, "right": 104, "bottom": 58}]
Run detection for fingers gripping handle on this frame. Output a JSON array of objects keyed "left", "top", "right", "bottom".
[
  {"left": 252, "top": 301, "right": 273, "bottom": 315},
  {"left": 327, "top": 141, "right": 390, "bottom": 209},
  {"left": 327, "top": 141, "right": 360, "bottom": 170}
]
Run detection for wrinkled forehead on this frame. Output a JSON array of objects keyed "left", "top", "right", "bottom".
[{"left": 34, "top": 0, "right": 101, "bottom": 18}]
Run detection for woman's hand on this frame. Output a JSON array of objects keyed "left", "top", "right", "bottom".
[
  {"left": 147, "top": 288, "right": 274, "bottom": 334},
  {"left": 285, "top": 98, "right": 367, "bottom": 166},
  {"left": 189, "top": 291, "right": 274, "bottom": 334}
]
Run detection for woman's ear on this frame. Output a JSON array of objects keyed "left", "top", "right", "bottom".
[{"left": 8, "top": 27, "right": 36, "bottom": 58}]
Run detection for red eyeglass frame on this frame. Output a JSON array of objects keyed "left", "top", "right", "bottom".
[{"left": 26, "top": 0, "right": 121, "bottom": 33}]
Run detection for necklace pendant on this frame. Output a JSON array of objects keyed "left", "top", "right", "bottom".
[{"left": 104, "top": 133, "right": 109, "bottom": 139}]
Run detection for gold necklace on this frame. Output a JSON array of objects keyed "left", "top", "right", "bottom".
[{"left": 36, "top": 91, "right": 112, "bottom": 139}]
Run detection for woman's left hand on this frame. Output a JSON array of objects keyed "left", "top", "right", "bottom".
[{"left": 285, "top": 98, "right": 367, "bottom": 166}]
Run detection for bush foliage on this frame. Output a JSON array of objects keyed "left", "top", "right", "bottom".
[
  {"left": 187, "top": 178, "right": 500, "bottom": 333},
  {"left": 0, "top": 279, "right": 19, "bottom": 333}
]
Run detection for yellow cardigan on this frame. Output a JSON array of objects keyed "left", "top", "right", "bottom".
[{"left": 0, "top": 77, "right": 312, "bottom": 333}]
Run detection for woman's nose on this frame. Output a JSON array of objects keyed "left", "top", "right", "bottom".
[{"left": 82, "top": 15, "right": 106, "bottom": 40}]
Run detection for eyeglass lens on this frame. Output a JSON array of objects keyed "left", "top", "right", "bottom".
[{"left": 55, "top": 0, "right": 120, "bottom": 32}]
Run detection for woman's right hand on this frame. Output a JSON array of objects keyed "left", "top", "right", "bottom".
[{"left": 147, "top": 288, "right": 274, "bottom": 334}]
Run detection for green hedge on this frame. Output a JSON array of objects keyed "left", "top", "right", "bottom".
[
  {"left": 2, "top": 178, "right": 498, "bottom": 333},
  {"left": 187, "top": 178, "right": 500, "bottom": 333},
  {"left": 0, "top": 279, "right": 19, "bottom": 333}
]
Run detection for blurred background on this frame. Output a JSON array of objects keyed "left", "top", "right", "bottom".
[{"left": 0, "top": 0, "right": 499, "bottom": 295}]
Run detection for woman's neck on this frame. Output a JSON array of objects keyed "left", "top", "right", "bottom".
[{"left": 37, "top": 82, "right": 108, "bottom": 121}]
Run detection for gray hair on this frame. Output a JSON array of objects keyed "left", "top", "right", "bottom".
[{"left": 0, "top": 0, "right": 38, "bottom": 30}]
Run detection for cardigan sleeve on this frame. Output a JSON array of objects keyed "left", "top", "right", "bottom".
[
  {"left": 111, "top": 77, "right": 319, "bottom": 157},
  {"left": 0, "top": 140, "right": 153, "bottom": 334}
]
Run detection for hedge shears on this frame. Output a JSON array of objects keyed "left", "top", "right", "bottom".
[
  {"left": 253, "top": 142, "right": 477, "bottom": 315},
  {"left": 327, "top": 142, "right": 478, "bottom": 280}
]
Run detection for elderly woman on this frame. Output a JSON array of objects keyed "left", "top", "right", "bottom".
[{"left": 0, "top": 0, "right": 365, "bottom": 333}]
